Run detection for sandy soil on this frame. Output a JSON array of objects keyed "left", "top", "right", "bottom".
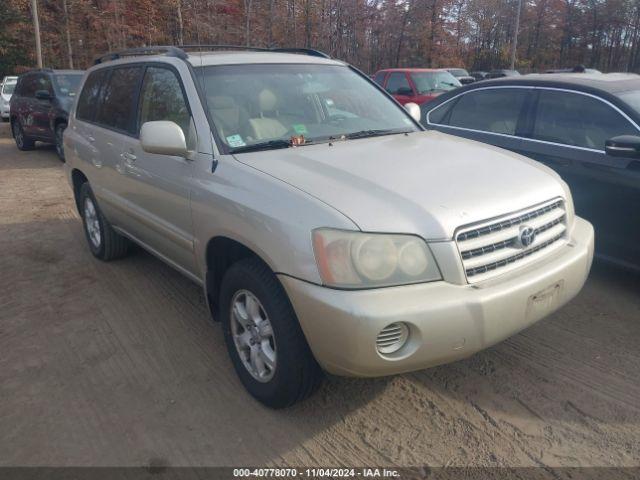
[{"left": 0, "top": 122, "right": 639, "bottom": 469}]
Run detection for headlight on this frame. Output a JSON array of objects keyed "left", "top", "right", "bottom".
[{"left": 312, "top": 229, "right": 441, "bottom": 288}]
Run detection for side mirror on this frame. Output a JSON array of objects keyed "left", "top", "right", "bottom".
[
  {"left": 405, "top": 102, "right": 422, "bottom": 122},
  {"left": 605, "top": 135, "right": 640, "bottom": 158},
  {"left": 397, "top": 87, "right": 413, "bottom": 96},
  {"left": 140, "top": 121, "right": 188, "bottom": 157},
  {"left": 35, "top": 90, "right": 52, "bottom": 101}
]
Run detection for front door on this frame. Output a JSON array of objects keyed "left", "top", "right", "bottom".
[
  {"left": 384, "top": 72, "right": 414, "bottom": 105},
  {"left": 117, "top": 64, "right": 197, "bottom": 275},
  {"left": 520, "top": 88, "right": 640, "bottom": 266}
]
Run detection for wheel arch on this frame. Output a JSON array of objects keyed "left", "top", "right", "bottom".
[
  {"left": 204, "top": 235, "right": 276, "bottom": 321},
  {"left": 71, "top": 168, "right": 89, "bottom": 214}
]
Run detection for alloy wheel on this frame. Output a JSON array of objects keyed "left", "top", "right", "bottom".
[
  {"left": 83, "top": 197, "right": 101, "bottom": 249},
  {"left": 230, "top": 289, "right": 277, "bottom": 382}
]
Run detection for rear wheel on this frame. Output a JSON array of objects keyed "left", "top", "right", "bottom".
[
  {"left": 220, "top": 258, "right": 323, "bottom": 408},
  {"left": 13, "top": 120, "right": 35, "bottom": 151},
  {"left": 79, "top": 183, "right": 130, "bottom": 261},
  {"left": 55, "top": 122, "right": 67, "bottom": 161}
]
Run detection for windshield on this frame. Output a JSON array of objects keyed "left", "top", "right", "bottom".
[
  {"left": 448, "top": 69, "right": 469, "bottom": 77},
  {"left": 53, "top": 74, "right": 82, "bottom": 97},
  {"left": 616, "top": 90, "right": 640, "bottom": 114},
  {"left": 197, "top": 63, "right": 418, "bottom": 151},
  {"left": 2, "top": 82, "right": 16, "bottom": 95},
  {"left": 410, "top": 72, "right": 461, "bottom": 94}
]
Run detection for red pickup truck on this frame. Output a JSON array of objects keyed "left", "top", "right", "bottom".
[{"left": 373, "top": 68, "right": 461, "bottom": 105}]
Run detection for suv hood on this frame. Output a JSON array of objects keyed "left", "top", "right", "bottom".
[{"left": 234, "top": 131, "right": 566, "bottom": 239}]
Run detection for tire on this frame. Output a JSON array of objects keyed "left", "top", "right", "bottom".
[
  {"left": 79, "top": 182, "right": 129, "bottom": 261},
  {"left": 55, "top": 122, "right": 67, "bottom": 161},
  {"left": 13, "top": 120, "right": 35, "bottom": 150},
  {"left": 220, "top": 258, "right": 323, "bottom": 408}
]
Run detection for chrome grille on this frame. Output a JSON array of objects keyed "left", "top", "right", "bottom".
[{"left": 455, "top": 199, "right": 568, "bottom": 283}]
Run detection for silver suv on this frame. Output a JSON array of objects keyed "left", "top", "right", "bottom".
[{"left": 64, "top": 46, "right": 594, "bottom": 408}]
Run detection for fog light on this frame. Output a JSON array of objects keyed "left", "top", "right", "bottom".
[{"left": 376, "top": 322, "right": 409, "bottom": 354}]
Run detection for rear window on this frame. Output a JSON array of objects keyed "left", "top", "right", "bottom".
[
  {"left": 53, "top": 74, "right": 82, "bottom": 97},
  {"left": 616, "top": 90, "right": 640, "bottom": 115},
  {"left": 76, "top": 70, "right": 107, "bottom": 122},
  {"left": 430, "top": 88, "right": 528, "bottom": 135},
  {"left": 94, "top": 67, "right": 143, "bottom": 134}
]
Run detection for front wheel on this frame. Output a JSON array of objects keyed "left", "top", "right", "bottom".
[
  {"left": 220, "top": 258, "right": 323, "bottom": 408},
  {"left": 55, "top": 122, "right": 67, "bottom": 161},
  {"left": 79, "top": 183, "right": 130, "bottom": 261}
]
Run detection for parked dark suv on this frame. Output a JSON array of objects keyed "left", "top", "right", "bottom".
[
  {"left": 10, "top": 69, "right": 83, "bottom": 160},
  {"left": 421, "top": 73, "right": 640, "bottom": 270}
]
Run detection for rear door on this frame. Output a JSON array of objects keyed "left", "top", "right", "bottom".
[
  {"left": 15, "top": 74, "right": 38, "bottom": 137},
  {"left": 116, "top": 64, "right": 197, "bottom": 275},
  {"left": 519, "top": 88, "right": 640, "bottom": 265},
  {"left": 32, "top": 74, "right": 55, "bottom": 140},
  {"left": 424, "top": 86, "right": 533, "bottom": 155},
  {"left": 89, "top": 65, "right": 145, "bottom": 232}
]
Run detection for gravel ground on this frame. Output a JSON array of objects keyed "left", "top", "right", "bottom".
[{"left": 0, "top": 122, "right": 639, "bottom": 470}]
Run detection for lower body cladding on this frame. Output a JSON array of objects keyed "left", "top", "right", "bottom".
[{"left": 280, "top": 218, "right": 594, "bottom": 377}]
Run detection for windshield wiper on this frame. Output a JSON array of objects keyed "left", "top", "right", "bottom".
[
  {"left": 230, "top": 139, "right": 293, "bottom": 154},
  {"left": 345, "top": 129, "right": 411, "bottom": 140}
]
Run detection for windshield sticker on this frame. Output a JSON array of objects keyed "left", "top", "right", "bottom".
[
  {"left": 292, "top": 124, "right": 309, "bottom": 135},
  {"left": 226, "top": 134, "right": 246, "bottom": 148}
]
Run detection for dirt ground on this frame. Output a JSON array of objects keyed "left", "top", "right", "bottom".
[{"left": 0, "top": 121, "right": 639, "bottom": 469}]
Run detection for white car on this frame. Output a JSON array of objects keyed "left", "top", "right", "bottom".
[
  {"left": 64, "top": 46, "right": 594, "bottom": 408},
  {"left": 1, "top": 76, "right": 17, "bottom": 121}
]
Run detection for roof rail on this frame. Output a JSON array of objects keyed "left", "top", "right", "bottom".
[
  {"left": 270, "top": 47, "right": 331, "bottom": 58},
  {"left": 181, "top": 45, "right": 330, "bottom": 58},
  {"left": 94, "top": 46, "right": 188, "bottom": 65},
  {"left": 93, "top": 45, "right": 332, "bottom": 65}
]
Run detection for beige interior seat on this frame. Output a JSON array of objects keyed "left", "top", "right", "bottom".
[
  {"left": 207, "top": 95, "right": 252, "bottom": 140},
  {"left": 249, "top": 89, "right": 289, "bottom": 140}
]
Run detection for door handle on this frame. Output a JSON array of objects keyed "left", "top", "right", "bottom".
[
  {"left": 87, "top": 135, "right": 96, "bottom": 143},
  {"left": 121, "top": 152, "right": 137, "bottom": 162}
]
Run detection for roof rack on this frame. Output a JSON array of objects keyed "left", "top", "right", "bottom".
[
  {"left": 180, "top": 45, "right": 331, "bottom": 58},
  {"left": 93, "top": 45, "right": 331, "bottom": 65},
  {"left": 94, "top": 46, "right": 188, "bottom": 65}
]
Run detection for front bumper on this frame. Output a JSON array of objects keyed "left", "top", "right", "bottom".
[{"left": 279, "top": 217, "right": 594, "bottom": 377}]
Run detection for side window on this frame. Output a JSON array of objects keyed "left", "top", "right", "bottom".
[
  {"left": 533, "top": 90, "right": 638, "bottom": 150},
  {"left": 386, "top": 72, "right": 412, "bottom": 95},
  {"left": 76, "top": 70, "right": 107, "bottom": 122},
  {"left": 95, "top": 66, "right": 143, "bottom": 134},
  {"left": 373, "top": 72, "right": 386, "bottom": 86},
  {"left": 36, "top": 74, "right": 53, "bottom": 95},
  {"left": 20, "top": 75, "right": 38, "bottom": 98},
  {"left": 138, "top": 66, "right": 190, "bottom": 136},
  {"left": 427, "top": 99, "right": 457, "bottom": 125},
  {"left": 446, "top": 88, "right": 528, "bottom": 135}
]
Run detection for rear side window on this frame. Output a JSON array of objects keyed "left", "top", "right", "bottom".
[
  {"left": 386, "top": 72, "right": 411, "bottom": 95},
  {"left": 76, "top": 70, "right": 107, "bottom": 122},
  {"left": 532, "top": 90, "right": 638, "bottom": 150},
  {"left": 439, "top": 88, "right": 528, "bottom": 135},
  {"left": 138, "top": 66, "right": 190, "bottom": 135},
  {"left": 18, "top": 75, "right": 39, "bottom": 98},
  {"left": 95, "top": 66, "right": 143, "bottom": 134}
]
